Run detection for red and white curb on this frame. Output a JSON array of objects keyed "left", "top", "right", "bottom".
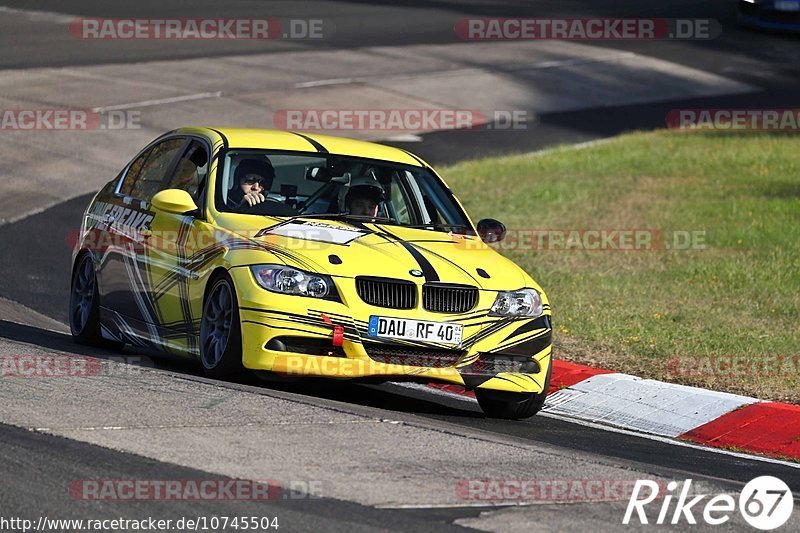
[{"left": 421, "top": 361, "right": 800, "bottom": 464}]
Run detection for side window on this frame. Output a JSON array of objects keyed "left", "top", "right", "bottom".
[
  {"left": 118, "top": 148, "right": 152, "bottom": 197},
  {"left": 121, "top": 138, "right": 185, "bottom": 201},
  {"left": 164, "top": 141, "right": 209, "bottom": 201}
]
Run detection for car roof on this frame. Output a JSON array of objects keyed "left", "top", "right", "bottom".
[{"left": 174, "top": 127, "right": 427, "bottom": 167}]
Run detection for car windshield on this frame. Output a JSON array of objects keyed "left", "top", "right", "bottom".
[{"left": 216, "top": 150, "right": 474, "bottom": 233}]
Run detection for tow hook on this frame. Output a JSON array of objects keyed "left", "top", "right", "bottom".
[{"left": 320, "top": 314, "right": 345, "bottom": 347}]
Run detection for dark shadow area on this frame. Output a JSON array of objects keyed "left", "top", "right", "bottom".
[
  {"left": 0, "top": 422, "right": 485, "bottom": 531},
  {"left": 0, "top": 318, "right": 481, "bottom": 419},
  {"left": 0, "top": 193, "right": 92, "bottom": 323},
  {"left": 0, "top": 318, "right": 199, "bottom": 374},
  {"left": 255, "top": 374, "right": 486, "bottom": 418},
  {"left": 383, "top": 87, "right": 800, "bottom": 166}
]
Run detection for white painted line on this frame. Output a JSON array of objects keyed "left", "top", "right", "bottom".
[
  {"left": 0, "top": 6, "right": 74, "bottom": 24},
  {"left": 295, "top": 52, "right": 637, "bottom": 88},
  {"left": 59, "top": 68, "right": 192, "bottom": 93},
  {"left": 381, "top": 134, "right": 424, "bottom": 142},
  {"left": 375, "top": 500, "right": 595, "bottom": 509},
  {"left": 520, "top": 137, "right": 615, "bottom": 158},
  {"left": 529, "top": 53, "right": 637, "bottom": 69},
  {"left": 295, "top": 77, "right": 360, "bottom": 88},
  {"left": 32, "top": 418, "right": 374, "bottom": 432},
  {"left": 543, "top": 373, "right": 757, "bottom": 438},
  {"left": 0, "top": 198, "right": 68, "bottom": 227},
  {"left": 391, "top": 382, "right": 476, "bottom": 403},
  {"left": 91, "top": 91, "right": 223, "bottom": 113}
]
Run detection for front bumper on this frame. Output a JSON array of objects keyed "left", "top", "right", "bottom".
[{"left": 231, "top": 267, "right": 552, "bottom": 394}]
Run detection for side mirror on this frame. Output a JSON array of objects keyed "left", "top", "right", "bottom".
[
  {"left": 477, "top": 218, "right": 506, "bottom": 243},
  {"left": 151, "top": 189, "right": 199, "bottom": 215}
]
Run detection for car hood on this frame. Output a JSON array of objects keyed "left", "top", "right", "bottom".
[{"left": 225, "top": 217, "right": 532, "bottom": 291}]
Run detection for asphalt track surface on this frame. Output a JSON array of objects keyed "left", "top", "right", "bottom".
[
  {"left": 2, "top": 318, "right": 799, "bottom": 532},
  {"left": 0, "top": 0, "right": 799, "bottom": 165},
  {"left": 0, "top": 421, "right": 477, "bottom": 532},
  {"left": 1, "top": 1, "right": 799, "bottom": 531}
]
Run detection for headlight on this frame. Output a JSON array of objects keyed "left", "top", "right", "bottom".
[
  {"left": 490, "top": 288, "right": 543, "bottom": 317},
  {"left": 250, "top": 265, "right": 334, "bottom": 298}
]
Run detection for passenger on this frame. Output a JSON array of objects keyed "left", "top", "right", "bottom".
[{"left": 345, "top": 176, "right": 385, "bottom": 217}]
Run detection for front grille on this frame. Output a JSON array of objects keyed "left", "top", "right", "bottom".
[
  {"left": 423, "top": 283, "right": 478, "bottom": 313},
  {"left": 356, "top": 277, "right": 416, "bottom": 309},
  {"left": 363, "top": 343, "right": 465, "bottom": 368}
]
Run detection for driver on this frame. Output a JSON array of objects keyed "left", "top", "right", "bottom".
[
  {"left": 227, "top": 158, "right": 275, "bottom": 210},
  {"left": 345, "top": 175, "right": 385, "bottom": 217}
]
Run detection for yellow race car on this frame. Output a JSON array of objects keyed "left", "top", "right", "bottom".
[{"left": 70, "top": 128, "right": 552, "bottom": 419}]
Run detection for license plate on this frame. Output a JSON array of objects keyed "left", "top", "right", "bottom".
[
  {"left": 775, "top": 1, "right": 800, "bottom": 11},
  {"left": 368, "top": 316, "right": 462, "bottom": 345}
]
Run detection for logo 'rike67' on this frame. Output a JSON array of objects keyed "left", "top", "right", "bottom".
[{"left": 624, "top": 477, "right": 793, "bottom": 530}]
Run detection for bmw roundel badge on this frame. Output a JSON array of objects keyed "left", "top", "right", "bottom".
[{"left": 409, "top": 269, "right": 423, "bottom": 277}]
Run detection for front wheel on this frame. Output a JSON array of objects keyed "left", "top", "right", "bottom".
[
  {"left": 200, "top": 275, "right": 244, "bottom": 378},
  {"left": 475, "top": 361, "right": 552, "bottom": 420}
]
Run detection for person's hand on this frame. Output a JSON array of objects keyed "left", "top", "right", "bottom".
[{"left": 241, "top": 191, "right": 265, "bottom": 207}]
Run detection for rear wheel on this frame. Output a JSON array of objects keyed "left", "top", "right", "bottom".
[
  {"left": 199, "top": 275, "right": 244, "bottom": 378},
  {"left": 475, "top": 361, "right": 552, "bottom": 420},
  {"left": 69, "top": 254, "right": 124, "bottom": 349}
]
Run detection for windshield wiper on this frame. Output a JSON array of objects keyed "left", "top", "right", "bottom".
[
  {"left": 267, "top": 213, "right": 471, "bottom": 231},
  {"left": 334, "top": 214, "right": 398, "bottom": 224},
  {"left": 275, "top": 213, "right": 400, "bottom": 225},
  {"left": 405, "top": 223, "right": 472, "bottom": 231}
]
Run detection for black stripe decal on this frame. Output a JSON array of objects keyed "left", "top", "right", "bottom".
[
  {"left": 409, "top": 243, "right": 480, "bottom": 284},
  {"left": 399, "top": 148, "right": 426, "bottom": 167},
  {"left": 503, "top": 315, "right": 551, "bottom": 342},
  {"left": 292, "top": 132, "right": 328, "bottom": 153},
  {"left": 374, "top": 225, "right": 440, "bottom": 282},
  {"left": 403, "top": 242, "right": 439, "bottom": 282},
  {"left": 207, "top": 128, "right": 229, "bottom": 149}
]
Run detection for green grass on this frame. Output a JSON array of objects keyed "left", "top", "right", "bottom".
[{"left": 441, "top": 131, "right": 800, "bottom": 402}]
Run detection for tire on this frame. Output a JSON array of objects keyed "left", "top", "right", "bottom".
[
  {"left": 199, "top": 274, "right": 244, "bottom": 378},
  {"left": 69, "top": 254, "right": 124, "bottom": 349},
  {"left": 475, "top": 360, "right": 552, "bottom": 420}
]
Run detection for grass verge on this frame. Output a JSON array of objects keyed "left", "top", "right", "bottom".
[{"left": 441, "top": 130, "right": 800, "bottom": 403}]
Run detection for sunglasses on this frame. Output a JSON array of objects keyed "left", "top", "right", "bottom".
[{"left": 242, "top": 174, "right": 266, "bottom": 186}]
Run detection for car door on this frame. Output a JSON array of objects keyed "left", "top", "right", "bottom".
[
  {"left": 98, "top": 136, "right": 187, "bottom": 347},
  {"left": 145, "top": 138, "right": 214, "bottom": 357}
]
